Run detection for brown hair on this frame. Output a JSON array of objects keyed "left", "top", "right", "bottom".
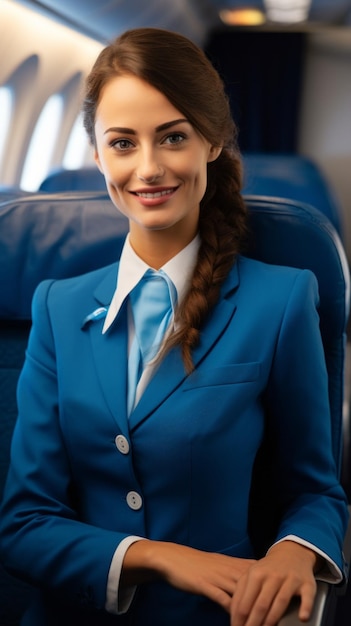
[{"left": 83, "top": 28, "right": 248, "bottom": 372}]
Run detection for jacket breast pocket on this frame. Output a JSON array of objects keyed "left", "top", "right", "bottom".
[{"left": 183, "top": 362, "right": 261, "bottom": 390}]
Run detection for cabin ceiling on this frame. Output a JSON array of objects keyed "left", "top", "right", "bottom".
[{"left": 13, "top": 0, "right": 351, "bottom": 44}]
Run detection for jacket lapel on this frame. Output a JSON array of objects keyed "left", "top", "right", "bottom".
[
  {"left": 129, "top": 261, "right": 240, "bottom": 431},
  {"left": 83, "top": 264, "right": 130, "bottom": 436}
]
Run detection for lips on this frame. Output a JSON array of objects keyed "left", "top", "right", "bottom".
[
  {"left": 136, "top": 189, "right": 173, "bottom": 199},
  {"left": 131, "top": 186, "right": 178, "bottom": 199}
]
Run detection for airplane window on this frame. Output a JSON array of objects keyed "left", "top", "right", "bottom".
[
  {"left": 0, "top": 86, "right": 13, "bottom": 170},
  {"left": 62, "top": 112, "right": 90, "bottom": 170},
  {"left": 20, "top": 94, "right": 63, "bottom": 191}
]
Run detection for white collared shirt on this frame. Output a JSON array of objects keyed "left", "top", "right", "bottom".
[{"left": 103, "top": 233, "right": 200, "bottom": 334}]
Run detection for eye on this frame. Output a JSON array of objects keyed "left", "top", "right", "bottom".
[
  {"left": 163, "top": 133, "right": 186, "bottom": 145},
  {"left": 110, "top": 138, "right": 134, "bottom": 151}
]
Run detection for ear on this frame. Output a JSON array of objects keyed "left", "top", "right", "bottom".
[
  {"left": 207, "top": 145, "right": 222, "bottom": 163},
  {"left": 94, "top": 149, "right": 104, "bottom": 174}
]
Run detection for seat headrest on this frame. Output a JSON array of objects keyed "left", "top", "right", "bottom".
[
  {"left": 38, "top": 167, "right": 106, "bottom": 192},
  {"left": 242, "top": 154, "right": 343, "bottom": 236},
  {"left": 0, "top": 192, "right": 128, "bottom": 319},
  {"left": 245, "top": 195, "right": 349, "bottom": 342}
]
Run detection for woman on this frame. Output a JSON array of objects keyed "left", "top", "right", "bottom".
[{"left": 0, "top": 28, "right": 348, "bottom": 626}]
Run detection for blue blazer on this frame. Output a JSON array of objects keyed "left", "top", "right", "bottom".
[{"left": 0, "top": 255, "right": 348, "bottom": 626}]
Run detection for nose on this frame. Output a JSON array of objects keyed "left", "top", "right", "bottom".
[{"left": 136, "top": 149, "right": 164, "bottom": 184}]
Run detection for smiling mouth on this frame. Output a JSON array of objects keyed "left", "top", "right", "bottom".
[{"left": 132, "top": 187, "right": 178, "bottom": 199}]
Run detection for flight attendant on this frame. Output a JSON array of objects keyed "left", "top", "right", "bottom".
[{"left": 0, "top": 27, "right": 348, "bottom": 626}]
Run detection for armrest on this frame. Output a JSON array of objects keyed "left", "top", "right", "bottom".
[{"left": 278, "top": 505, "right": 351, "bottom": 626}]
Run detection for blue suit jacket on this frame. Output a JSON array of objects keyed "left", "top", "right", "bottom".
[{"left": 0, "top": 255, "right": 348, "bottom": 626}]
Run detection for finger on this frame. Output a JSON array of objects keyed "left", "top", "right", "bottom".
[
  {"left": 239, "top": 578, "right": 316, "bottom": 626},
  {"left": 231, "top": 574, "right": 265, "bottom": 626},
  {"left": 263, "top": 579, "right": 316, "bottom": 626},
  {"left": 231, "top": 575, "right": 291, "bottom": 626},
  {"left": 255, "top": 583, "right": 298, "bottom": 626},
  {"left": 298, "top": 580, "right": 317, "bottom": 622}
]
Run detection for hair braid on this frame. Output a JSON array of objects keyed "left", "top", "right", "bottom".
[{"left": 161, "top": 149, "right": 248, "bottom": 373}]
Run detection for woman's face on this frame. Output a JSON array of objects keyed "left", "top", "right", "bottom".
[{"left": 94, "top": 74, "right": 221, "bottom": 255}]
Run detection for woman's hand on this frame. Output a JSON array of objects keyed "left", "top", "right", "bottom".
[
  {"left": 122, "top": 539, "right": 255, "bottom": 613},
  {"left": 122, "top": 539, "right": 320, "bottom": 622},
  {"left": 230, "top": 540, "right": 320, "bottom": 626}
]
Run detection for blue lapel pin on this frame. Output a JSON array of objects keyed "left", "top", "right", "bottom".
[{"left": 81, "top": 307, "right": 108, "bottom": 329}]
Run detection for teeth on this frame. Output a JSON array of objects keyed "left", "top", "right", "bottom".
[{"left": 136, "top": 189, "right": 173, "bottom": 198}]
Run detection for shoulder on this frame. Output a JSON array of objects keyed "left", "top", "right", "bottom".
[
  {"left": 237, "top": 255, "right": 317, "bottom": 285},
  {"left": 36, "top": 263, "right": 116, "bottom": 296},
  {"left": 235, "top": 255, "right": 319, "bottom": 304},
  {"left": 32, "top": 262, "right": 118, "bottom": 319}
]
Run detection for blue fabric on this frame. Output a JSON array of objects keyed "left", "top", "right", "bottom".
[
  {"left": 128, "top": 270, "right": 174, "bottom": 414},
  {"left": 205, "top": 31, "right": 305, "bottom": 153},
  {"left": 242, "top": 153, "right": 344, "bottom": 237},
  {"left": 131, "top": 270, "right": 173, "bottom": 365},
  {"left": 39, "top": 167, "right": 106, "bottom": 192}
]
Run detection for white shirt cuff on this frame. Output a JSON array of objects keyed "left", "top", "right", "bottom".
[
  {"left": 269, "top": 535, "right": 343, "bottom": 583},
  {"left": 105, "top": 536, "right": 145, "bottom": 615}
]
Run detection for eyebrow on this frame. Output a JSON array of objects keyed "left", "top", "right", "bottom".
[{"left": 104, "top": 118, "right": 189, "bottom": 135}]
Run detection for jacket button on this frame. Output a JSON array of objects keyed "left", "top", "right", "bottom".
[
  {"left": 126, "top": 491, "right": 143, "bottom": 510},
  {"left": 115, "top": 435, "right": 130, "bottom": 454}
]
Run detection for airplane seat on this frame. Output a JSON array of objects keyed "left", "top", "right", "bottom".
[
  {"left": 38, "top": 166, "right": 106, "bottom": 192},
  {"left": 242, "top": 153, "right": 345, "bottom": 240},
  {"left": 0, "top": 191, "right": 350, "bottom": 625}
]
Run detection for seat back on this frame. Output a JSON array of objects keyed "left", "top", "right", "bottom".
[
  {"left": 243, "top": 153, "right": 344, "bottom": 238},
  {"left": 0, "top": 191, "right": 349, "bottom": 624}
]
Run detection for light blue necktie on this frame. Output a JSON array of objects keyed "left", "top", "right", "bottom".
[{"left": 127, "top": 269, "right": 176, "bottom": 414}]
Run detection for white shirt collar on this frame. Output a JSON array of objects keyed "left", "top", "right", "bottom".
[{"left": 102, "top": 233, "right": 200, "bottom": 333}]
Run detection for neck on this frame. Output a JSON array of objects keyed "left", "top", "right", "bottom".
[{"left": 129, "top": 225, "right": 198, "bottom": 269}]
